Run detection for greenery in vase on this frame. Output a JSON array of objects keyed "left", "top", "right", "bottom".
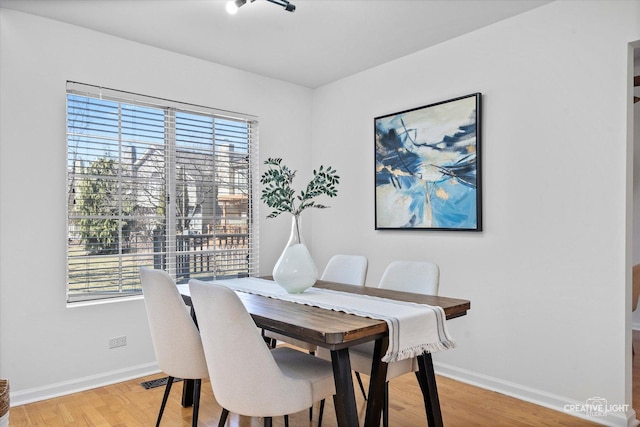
[{"left": 260, "top": 158, "right": 340, "bottom": 218}]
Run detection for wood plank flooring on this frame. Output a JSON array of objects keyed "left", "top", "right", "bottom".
[{"left": 8, "top": 352, "right": 605, "bottom": 426}]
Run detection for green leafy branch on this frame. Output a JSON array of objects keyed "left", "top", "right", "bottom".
[{"left": 260, "top": 158, "right": 340, "bottom": 218}]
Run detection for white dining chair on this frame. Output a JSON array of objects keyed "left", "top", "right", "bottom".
[
  {"left": 139, "top": 267, "right": 210, "bottom": 427},
  {"left": 189, "top": 279, "right": 337, "bottom": 427},
  {"left": 321, "top": 254, "right": 368, "bottom": 286},
  {"left": 346, "top": 260, "right": 440, "bottom": 427},
  {"left": 262, "top": 254, "right": 367, "bottom": 425},
  {"left": 265, "top": 254, "right": 368, "bottom": 351}
]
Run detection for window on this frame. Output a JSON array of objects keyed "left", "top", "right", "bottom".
[{"left": 66, "top": 82, "right": 259, "bottom": 303}]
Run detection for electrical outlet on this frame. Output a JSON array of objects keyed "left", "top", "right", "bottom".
[{"left": 109, "top": 336, "right": 127, "bottom": 349}]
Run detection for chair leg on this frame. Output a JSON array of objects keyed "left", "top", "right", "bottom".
[
  {"left": 192, "top": 379, "right": 201, "bottom": 427},
  {"left": 218, "top": 408, "right": 229, "bottom": 427},
  {"left": 318, "top": 399, "right": 326, "bottom": 427},
  {"left": 284, "top": 414, "right": 289, "bottom": 427},
  {"left": 264, "top": 416, "right": 273, "bottom": 427},
  {"left": 355, "top": 372, "right": 367, "bottom": 400},
  {"left": 383, "top": 382, "right": 389, "bottom": 427},
  {"left": 156, "top": 376, "right": 174, "bottom": 427}
]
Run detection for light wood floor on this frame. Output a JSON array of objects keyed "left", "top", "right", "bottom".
[{"left": 8, "top": 355, "right": 604, "bottom": 426}]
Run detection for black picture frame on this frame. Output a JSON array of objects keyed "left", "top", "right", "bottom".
[{"left": 374, "top": 93, "right": 482, "bottom": 231}]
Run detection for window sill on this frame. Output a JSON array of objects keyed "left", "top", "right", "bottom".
[{"left": 66, "top": 293, "right": 144, "bottom": 308}]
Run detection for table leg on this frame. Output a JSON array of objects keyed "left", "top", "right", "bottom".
[
  {"left": 330, "top": 348, "right": 359, "bottom": 427},
  {"left": 416, "top": 352, "right": 443, "bottom": 427},
  {"left": 363, "top": 337, "right": 388, "bottom": 427}
]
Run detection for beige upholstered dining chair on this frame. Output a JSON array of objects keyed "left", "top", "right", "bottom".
[
  {"left": 189, "top": 279, "right": 337, "bottom": 427},
  {"left": 340, "top": 260, "right": 440, "bottom": 427},
  {"left": 320, "top": 254, "right": 369, "bottom": 286},
  {"left": 263, "top": 254, "right": 367, "bottom": 425},
  {"left": 139, "top": 267, "right": 209, "bottom": 427},
  {"left": 265, "top": 254, "right": 368, "bottom": 351}
]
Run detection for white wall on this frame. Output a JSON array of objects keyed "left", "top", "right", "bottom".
[
  {"left": 310, "top": 1, "right": 640, "bottom": 426},
  {"left": 0, "top": 9, "right": 312, "bottom": 403}
]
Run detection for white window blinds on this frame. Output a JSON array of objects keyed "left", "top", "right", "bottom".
[{"left": 66, "top": 81, "right": 259, "bottom": 303}]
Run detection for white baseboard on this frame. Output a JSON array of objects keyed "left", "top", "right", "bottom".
[
  {"left": 9, "top": 363, "right": 160, "bottom": 407},
  {"left": 434, "top": 362, "right": 638, "bottom": 427}
]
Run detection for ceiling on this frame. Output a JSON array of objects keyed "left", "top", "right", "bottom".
[{"left": 2, "top": 0, "right": 553, "bottom": 88}]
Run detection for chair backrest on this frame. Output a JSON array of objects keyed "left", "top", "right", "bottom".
[
  {"left": 378, "top": 260, "right": 439, "bottom": 295},
  {"left": 139, "top": 268, "right": 208, "bottom": 379},
  {"left": 321, "top": 254, "right": 368, "bottom": 286},
  {"left": 188, "top": 279, "right": 314, "bottom": 417}
]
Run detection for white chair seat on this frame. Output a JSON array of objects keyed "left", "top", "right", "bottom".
[
  {"left": 316, "top": 342, "right": 416, "bottom": 382},
  {"left": 272, "top": 347, "right": 336, "bottom": 402},
  {"left": 347, "top": 342, "right": 417, "bottom": 381}
]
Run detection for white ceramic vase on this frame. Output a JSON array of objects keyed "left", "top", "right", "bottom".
[{"left": 272, "top": 214, "right": 318, "bottom": 293}]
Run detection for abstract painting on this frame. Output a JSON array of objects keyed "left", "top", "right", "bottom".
[{"left": 375, "top": 93, "right": 482, "bottom": 231}]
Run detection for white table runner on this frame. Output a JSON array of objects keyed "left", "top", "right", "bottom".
[{"left": 207, "top": 277, "right": 456, "bottom": 363}]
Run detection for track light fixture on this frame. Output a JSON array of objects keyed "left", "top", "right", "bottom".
[
  {"left": 226, "top": 0, "right": 295, "bottom": 14},
  {"left": 266, "top": 0, "right": 295, "bottom": 12}
]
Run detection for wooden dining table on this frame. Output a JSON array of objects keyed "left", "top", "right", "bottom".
[{"left": 178, "top": 278, "right": 470, "bottom": 427}]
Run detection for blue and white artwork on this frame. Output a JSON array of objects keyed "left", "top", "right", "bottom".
[{"left": 375, "top": 93, "right": 482, "bottom": 231}]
